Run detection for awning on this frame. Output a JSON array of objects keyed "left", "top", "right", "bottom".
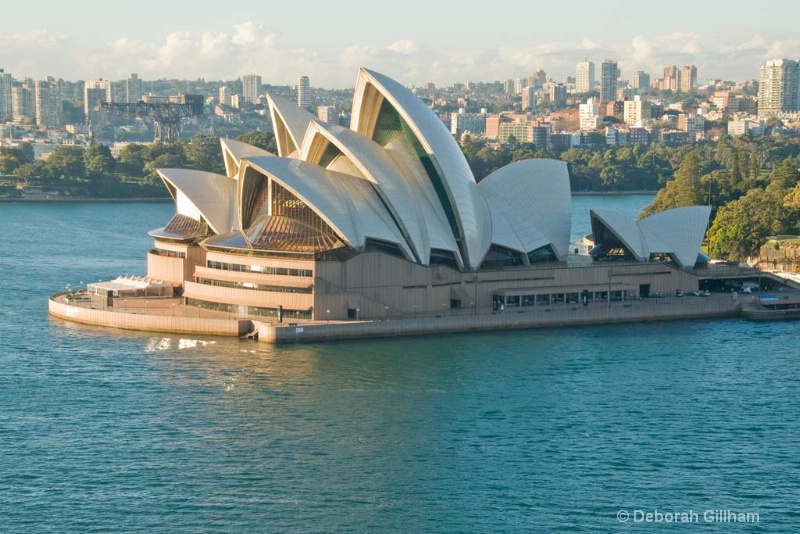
[{"left": 450, "top": 285, "right": 471, "bottom": 302}]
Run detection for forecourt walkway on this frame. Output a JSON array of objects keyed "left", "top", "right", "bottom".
[{"left": 50, "top": 292, "right": 742, "bottom": 343}]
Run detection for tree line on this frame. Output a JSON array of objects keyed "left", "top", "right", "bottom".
[
  {"left": 638, "top": 138, "right": 800, "bottom": 260},
  {"left": 0, "top": 132, "right": 276, "bottom": 198},
  {"left": 462, "top": 134, "right": 800, "bottom": 260},
  {"left": 3, "top": 129, "right": 799, "bottom": 260}
]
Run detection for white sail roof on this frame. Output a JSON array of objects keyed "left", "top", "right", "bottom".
[
  {"left": 350, "top": 68, "right": 491, "bottom": 269},
  {"left": 300, "top": 120, "right": 442, "bottom": 264},
  {"left": 157, "top": 169, "right": 237, "bottom": 234},
  {"left": 266, "top": 93, "right": 317, "bottom": 157},
  {"left": 153, "top": 68, "right": 587, "bottom": 272},
  {"left": 639, "top": 206, "right": 712, "bottom": 267},
  {"left": 220, "top": 138, "right": 274, "bottom": 178},
  {"left": 590, "top": 206, "right": 711, "bottom": 267},
  {"left": 478, "top": 159, "right": 572, "bottom": 260},
  {"left": 590, "top": 209, "right": 647, "bottom": 260},
  {"left": 240, "top": 156, "right": 413, "bottom": 259}
]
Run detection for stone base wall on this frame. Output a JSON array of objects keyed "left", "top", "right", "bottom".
[
  {"left": 258, "top": 296, "right": 741, "bottom": 344},
  {"left": 49, "top": 294, "right": 250, "bottom": 337}
]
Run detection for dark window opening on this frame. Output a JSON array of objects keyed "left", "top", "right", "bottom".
[
  {"left": 241, "top": 167, "right": 269, "bottom": 228},
  {"left": 649, "top": 252, "right": 677, "bottom": 264},
  {"left": 528, "top": 245, "right": 557, "bottom": 264},
  {"left": 318, "top": 142, "right": 344, "bottom": 169},
  {"left": 429, "top": 248, "right": 460, "bottom": 271},
  {"left": 364, "top": 238, "right": 406, "bottom": 259},
  {"left": 640, "top": 284, "right": 651, "bottom": 298},
  {"left": 481, "top": 244, "right": 525, "bottom": 270}
]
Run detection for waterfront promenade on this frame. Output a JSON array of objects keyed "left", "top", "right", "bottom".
[{"left": 50, "top": 291, "right": 743, "bottom": 343}]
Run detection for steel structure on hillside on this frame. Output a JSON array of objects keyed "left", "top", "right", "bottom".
[{"left": 101, "top": 94, "right": 204, "bottom": 142}]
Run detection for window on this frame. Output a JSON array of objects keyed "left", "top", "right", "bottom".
[{"left": 206, "top": 260, "right": 312, "bottom": 277}]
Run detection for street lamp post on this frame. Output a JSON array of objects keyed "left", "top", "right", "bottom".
[
  {"left": 473, "top": 273, "right": 478, "bottom": 316},
  {"left": 326, "top": 309, "right": 330, "bottom": 324}
]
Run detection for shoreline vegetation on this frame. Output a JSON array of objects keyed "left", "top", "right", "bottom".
[
  {"left": 0, "top": 197, "right": 172, "bottom": 203},
  {"left": 3, "top": 130, "right": 800, "bottom": 260},
  {"left": 1, "top": 191, "right": 656, "bottom": 203}
]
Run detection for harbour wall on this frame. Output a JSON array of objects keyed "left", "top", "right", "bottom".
[
  {"left": 48, "top": 294, "right": 251, "bottom": 337},
  {"left": 49, "top": 293, "right": 743, "bottom": 344},
  {"left": 256, "top": 297, "right": 742, "bottom": 344}
]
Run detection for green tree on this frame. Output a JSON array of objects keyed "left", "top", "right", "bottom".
[
  {"left": 143, "top": 142, "right": 186, "bottom": 182},
  {"left": 708, "top": 187, "right": 795, "bottom": 259},
  {"left": 0, "top": 143, "right": 34, "bottom": 174},
  {"left": 769, "top": 158, "right": 800, "bottom": 190},
  {"left": 14, "top": 161, "right": 52, "bottom": 184},
  {"left": 117, "top": 144, "right": 148, "bottom": 177},
  {"left": 46, "top": 146, "right": 85, "bottom": 181},
  {"left": 235, "top": 131, "right": 277, "bottom": 153},
  {"left": 84, "top": 144, "right": 117, "bottom": 178},
  {"left": 186, "top": 134, "right": 224, "bottom": 174},
  {"left": 641, "top": 152, "right": 707, "bottom": 218}
]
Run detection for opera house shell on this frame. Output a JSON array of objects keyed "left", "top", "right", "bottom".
[
  {"left": 145, "top": 68, "right": 709, "bottom": 321},
  {"left": 589, "top": 206, "right": 712, "bottom": 268}
]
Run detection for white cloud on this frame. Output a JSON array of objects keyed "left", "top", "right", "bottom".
[
  {"left": 387, "top": 40, "right": 418, "bottom": 54},
  {"left": 4, "top": 24, "right": 800, "bottom": 87}
]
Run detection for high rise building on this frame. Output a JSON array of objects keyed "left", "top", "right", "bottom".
[
  {"left": 681, "top": 65, "right": 697, "bottom": 93},
  {"left": 532, "top": 125, "right": 550, "bottom": 150},
  {"left": 623, "top": 95, "right": 651, "bottom": 126},
  {"left": 317, "top": 105, "right": 339, "bottom": 125},
  {"left": 632, "top": 71, "right": 650, "bottom": 91},
  {"left": 533, "top": 69, "right": 547, "bottom": 88},
  {"left": 499, "top": 120, "right": 533, "bottom": 143},
  {"left": 679, "top": 113, "right": 705, "bottom": 139},
  {"left": 297, "top": 75, "right": 310, "bottom": 108},
  {"left": 34, "top": 79, "right": 62, "bottom": 128},
  {"left": 242, "top": 74, "right": 262, "bottom": 104},
  {"left": 576, "top": 60, "right": 595, "bottom": 93},
  {"left": 579, "top": 97, "right": 600, "bottom": 130},
  {"left": 550, "top": 84, "right": 567, "bottom": 107},
  {"left": 126, "top": 73, "right": 143, "bottom": 103},
  {"left": 757, "top": 59, "right": 800, "bottom": 117},
  {"left": 450, "top": 109, "right": 486, "bottom": 135},
  {"left": 218, "top": 86, "right": 231, "bottom": 107},
  {"left": 12, "top": 83, "right": 34, "bottom": 124},
  {"left": 521, "top": 86, "right": 536, "bottom": 111},
  {"left": 84, "top": 78, "right": 113, "bottom": 126},
  {"left": 503, "top": 79, "right": 515, "bottom": 94},
  {"left": 600, "top": 59, "right": 618, "bottom": 103},
  {"left": 662, "top": 66, "right": 681, "bottom": 92},
  {"left": 0, "top": 69, "right": 12, "bottom": 122},
  {"left": 514, "top": 78, "right": 526, "bottom": 94}
]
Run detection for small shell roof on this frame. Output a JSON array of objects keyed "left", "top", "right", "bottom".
[
  {"left": 590, "top": 205, "right": 711, "bottom": 267},
  {"left": 157, "top": 169, "right": 237, "bottom": 234}
]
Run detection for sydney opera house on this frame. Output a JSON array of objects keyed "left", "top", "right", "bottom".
[{"left": 141, "top": 68, "right": 710, "bottom": 323}]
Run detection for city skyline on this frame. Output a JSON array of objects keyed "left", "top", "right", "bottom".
[{"left": 1, "top": 1, "right": 800, "bottom": 87}]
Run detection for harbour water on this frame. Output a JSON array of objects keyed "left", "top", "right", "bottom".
[{"left": 1, "top": 197, "right": 798, "bottom": 531}]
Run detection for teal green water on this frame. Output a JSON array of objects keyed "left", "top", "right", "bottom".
[{"left": 1, "top": 200, "right": 798, "bottom": 532}]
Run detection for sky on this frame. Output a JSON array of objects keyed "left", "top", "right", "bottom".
[{"left": 1, "top": 0, "right": 799, "bottom": 88}]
